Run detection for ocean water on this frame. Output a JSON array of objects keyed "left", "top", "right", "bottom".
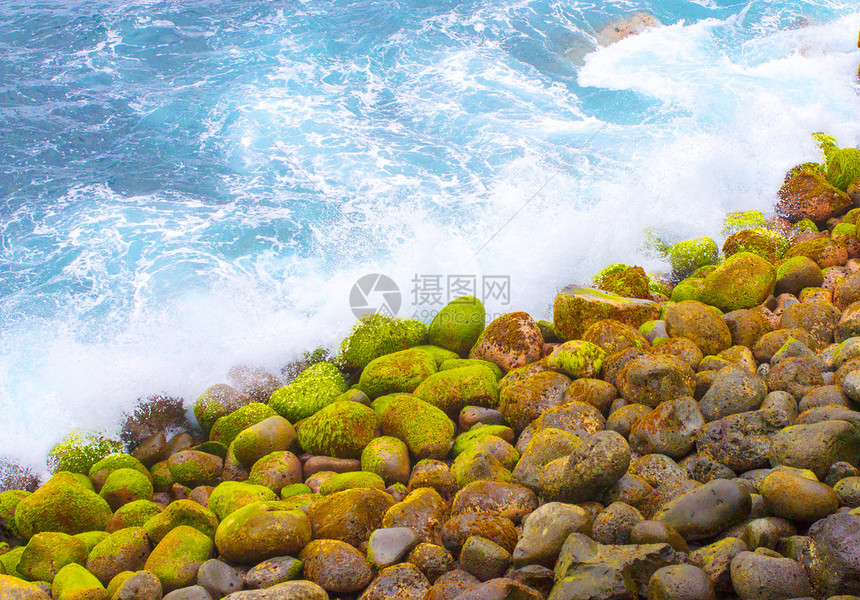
[{"left": 1, "top": 0, "right": 859, "bottom": 468}]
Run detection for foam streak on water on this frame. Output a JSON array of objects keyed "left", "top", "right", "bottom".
[{"left": 1, "top": 0, "right": 859, "bottom": 467}]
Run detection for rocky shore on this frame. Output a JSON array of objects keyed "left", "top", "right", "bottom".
[{"left": 3, "top": 134, "right": 860, "bottom": 600}]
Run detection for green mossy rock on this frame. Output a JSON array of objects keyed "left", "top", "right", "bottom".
[
  {"left": 73, "top": 531, "right": 109, "bottom": 552},
  {"left": 143, "top": 525, "right": 214, "bottom": 592},
  {"left": 165, "top": 450, "right": 223, "bottom": 488},
  {"left": 451, "top": 448, "right": 512, "bottom": 489},
  {"left": 308, "top": 488, "right": 394, "bottom": 548},
  {"left": 142, "top": 499, "right": 218, "bottom": 543},
  {"left": 583, "top": 319, "right": 649, "bottom": 355},
  {"left": 193, "top": 384, "right": 253, "bottom": 435},
  {"left": 452, "top": 425, "right": 515, "bottom": 457},
  {"left": 412, "top": 345, "right": 460, "bottom": 367},
  {"left": 338, "top": 313, "right": 429, "bottom": 371},
  {"left": 784, "top": 237, "right": 849, "bottom": 269},
  {"left": 0, "top": 490, "right": 31, "bottom": 538},
  {"left": 593, "top": 264, "right": 650, "bottom": 299},
  {"left": 99, "top": 469, "right": 153, "bottom": 512},
  {"left": 668, "top": 237, "right": 719, "bottom": 279},
  {"left": 18, "top": 532, "right": 88, "bottom": 583},
  {"left": 51, "top": 563, "right": 106, "bottom": 600},
  {"left": 427, "top": 296, "right": 486, "bottom": 357},
  {"left": 774, "top": 256, "right": 824, "bottom": 296},
  {"left": 88, "top": 455, "right": 150, "bottom": 493},
  {"left": 834, "top": 222, "right": 857, "bottom": 237},
  {"left": 379, "top": 395, "right": 455, "bottom": 461},
  {"left": 546, "top": 340, "right": 605, "bottom": 379},
  {"left": 231, "top": 415, "right": 297, "bottom": 467},
  {"left": 697, "top": 252, "right": 776, "bottom": 312},
  {"left": 269, "top": 362, "right": 349, "bottom": 423},
  {"left": 280, "top": 483, "right": 313, "bottom": 499},
  {"left": 0, "top": 547, "right": 24, "bottom": 578},
  {"left": 15, "top": 473, "right": 113, "bottom": 540},
  {"left": 777, "top": 167, "right": 852, "bottom": 223},
  {"left": 0, "top": 574, "right": 50, "bottom": 599},
  {"left": 105, "top": 500, "right": 163, "bottom": 533},
  {"left": 85, "top": 527, "right": 150, "bottom": 586},
  {"left": 553, "top": 286, "right": 661, "bottom": 341},
  {"left": 359, "top": 348, "right": 437, "bottom": 399},
  {"left": 722, "top": 228, "right": 789, "bottom": 263},
  {"left": 722, "top": 210, "right": 767, "bottom": 235},
  {"left": 412, "top": 366, "right": 499, "bottom": 417},
  {"left": 209, "top": 402, "right": 276, "bottom": 447},
  {"left": 297, "top": 401, "right": 380, "bottom": 459},
  {"left": 360, "top": 436, "right": 411, "bottom": 487},
  {"left": 208, "top": 481, "right": 278, "bottom": 521},
  {"left": 48, "top": 432, "right": 123, "bottom": 476},
  {"left": 214, "top": 501, "right": 312, "bottom": 564},
  {"left": 319, "top": 471, "right": 386, "bottom": 495},
  {"left": 670, "top": 277, "right": 703, "bottom": 302},
  {"left": 149, "top": 460, "right": 174, "bottom": 493},
  {"left": 246, "top": 451, "right": 303, "bottom": 495},
  {"left": 439, "top": 359, "right": 504, "bottom": 381},
  {"left": 664, "top": 300, "right": 732, "bottom": 358}
]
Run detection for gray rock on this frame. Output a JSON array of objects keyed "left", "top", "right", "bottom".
[
  {"left": 114, "top": 570, "right": 164, "bottom": 600},
  {"left": 459, "top": 536, "right": 511, "bottom": 582},
  {"left": 803, "top": 512, "right": 860, "bottom": 598},
  {"left": 358, "top": 563, "right": 429, "bottom": 600},
  {"left": 243, "top": 556, "right": 302, "bottom": 589},
  {"left": 739, "top": 517, "right": 796, "bottom": 551},
  {"left": 512, "top": 503, "right": 589, "bottom": 570},
  {"left": 164, "top": 587, "right": 213, "bottom": 600},
  {"left": 770, "top": 420, "right": 860, "bottom": 479},
  {"left": 688, "top": 537, "right": 748, "bottom": 593},
  {"left": 367, "top": 527, "right": 419, "bottom": 569},
  {"left": 655, "top": 479, "right": 751, "bottom": 541},
  {"left": 629, "top": 397, "right": 704, "bottom": 459},
  {"left": 696, "top": 409, "right": 786, "bottom": 472},
  {"left": 730, "top": 550, "right": 811, "bottom": 600},
  {"left": 223, "top": 581, "right": 328, "bottom": 600},
  {"left": 647, "top": 564, "right": 715, "bottom": 600},
  {"left": 541, "top": 430, "right": 630, "bottom": 503},
  {"left": 198, "top": 560, "right": 243, "bottom": 599},
  {"left": 591, "top": 502, "right": 643, "bottom": 545},
  {"left": 700, "top": 366, "right": 767, "bottom": 422}
]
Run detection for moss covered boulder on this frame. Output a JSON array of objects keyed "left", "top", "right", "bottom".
[
  {"left": 546, "top": 340, "right": 605, "bottom": 379},
  {"left": 48, "top": 432, "right": 122, "bottom": 476},
  {"left": 665, "top": 300, "right": 732, "bottom": 356},
  {"left": 143, "top": 499, "right": 218, "bottom": 543},
  {"left": 697, "top": 252, "right": 775, "bottom": 312},
  {"left": 99, "top": 468, "right": 153, "bottom": 511},
  {"left": 247, "top": 451, "right": 303, "bottom": 495},
  {"left": 379, "top": 395, "right": 455, "bottom": 461},
  {"left": 193, "top": 384, "right": 253, "bottom": 435},
  {"left": 359, "top": 349, "right": 437, "bottom": 399},
  {"left": 0, "top": 489, "right": 31, "bottom": 538},
  {"left": 784, "top": 237, "right": 849, "bottom": 269},
  {"left": 85, "top": 527, "right": 150, "bottom": 586},
  {"left": 776, "top": 168, "right": 852, "bottom": 223},
  {"left": 722, "top": 228, "right": 789, "bottom": 263},
  {"left": 269, "top": 362, "right": 349, "bottom": 423},
  {"left": 88, "top": 454, "right": 150, "bottom": 493},
  {"left": 361, "top": 436, "right": 411, "bottom": 486},
  {"left": 593, "top": 264, "right": 651, "bottom": 299},
  {"left": 214, "top": 501, "right": 312, "bottom": 564},
  {"left": 319, "top": 471, "right": 386, "bottom": 495},
  {"left": 468, "top": 312, "right": 544, "bottom": 371},
  {"left": 17, "top": 531, "right": 88, "bottom": 582},
  {"left": 207, "top": 480, "right": 278, "bottom": 521},
  {"left": 230, "top": 415, "right": 297, "bottom": 467},
  {"left": 297, "top": 401, "right": 380, "bottom": 459},
  {"left": 51, "top": 563, "right": 107, "bottom": 600},
  {"left": 337, "top": 313, "right": 428, "bottom": 371},
  {"left": 723, "top": 210, "right": 767, "bottom": 235},
  {"left": 413, "top": 365, "right": 498, "bottom": 417},
  {"left": 15, "top": 473, "right": 113, "bottom": 539},
  {"left": 166, "top": 450, "right": 222, "bottom": 488},
  {"left": 553, "top": 286, "right": 661, "bottom": 341},
  {"left": 774, "top": 255, "right": 824, "bottom": 296},
  {"left": 667, "top": 237, "right": 719, "bottom": 279},
  {"left": 427, "top": 296, "right": 486, "bottom": 357},
  {"left": 143, "top": 525, "right": 213, "bottom": 592},
  {"left": 308, "top": 488, "right": 395, "bottom": 548},
  {"left": 0, "top": 574, "right": 50, "bottom": 599},
  {"left": 209, "top": 402, "right": 276, "bottom": 447},
  {"left": 498, "top": 371, "right": 571, "bottom": 433}
]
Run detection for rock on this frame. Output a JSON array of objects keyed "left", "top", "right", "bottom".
[
  {"left": 413, "top": 366, "right": 499, "bottom": 418},
  {"left": 606, "top": 403, "right": 651, "bottom": 438},
  {"left": 723, "top": 228, "right": 789, "bottom": 263},
  {"left": 546, "top": 340, "right": 606, "bottom": 379},
  {"left": 214, "top": 501, "right": 312, "bottom": 564},
  {"left": 207, "top": 482, "right": 277, "bottom": 521},
  {"left": 379, "top": 395, "right": 455, "bottom": 461},
  {"left": 468, "top": 312, "right": 544, "bottom": 371},
  {"left": 776, "top": 168, "right": 851, "bottom": 223},
  {"left": 655, "top": 479, "right": 751, "bottom": 541},
  {"left": 616, "top": 355, "right": 696, "bottom": 408},
  {"left": 17, "top": 531, "right": 88, "bottom": 583},
  {"left": 629, "top": 521, "right": 687, "bottom": 553},
  {"left": 231, "top": 416, "right": 296, "bottom": 468},
  {"left": 770, "top": 420, "right": 860, "bottom": 479},
  {"left": 700, "top": 366, "right": 767, "bottom": 422},
  {"left": 780, "top": 300, "right": 841, "bottom": 346},
  {"left": 529, "top": 401, "right": 605, "bottom": 441},
  {"left": 359, "top": 563, "right": 430, "bottom": 600},
  {"left": 167, "top": 451, "right": 223, "bottom": 489},
  {"left": 15, "top": 472, "right": 113, "bottom": 539},
  {"left": 723, "top": 308, "right": 774, "bottom": 348},
  {"left": 552, "top": 534, "right": 678, "bottom": 598},
  {"left": 51, "top": 563, "right": 107, "bottom": 600},
  {"left": 222, "top": 580, "right": 328, "bottom": 600},
  {"left": 765, "top": 356, "right": 825, "bottom": 398},
  {"left": 760, "top": 471, "right": 839, "bottom": 523},
  {"left": 498, "top": 372, "right": 571, "bottom": 433},
  {"left": 0, "top": 574, "right": 51, "bottom": 599},
  {"left": 583, "top": 319, "right": 648, "bottom": 355},
  {"left": 562, "top": 378, "right": 618, "bottom": 416},
  {"left": 591, "top": 502, "right": 643, "bottom": 545},
  {"left": 459, "top": 536, "right": 511, "bottom": 582},
  {"left": 440, "top": 512, "right": 517, "bottom": 556},
  {"left": 406, "top": 543, "right": 454, "bottom": 584},
  {"left": 553, "top": 286, "right": 661, "bottom": 341},
  {"left": 428, "top": 296, "right": 486, "bottom": 357},
  {"left": 367, "top": 527, "right": 419, "bottom": 569},
  {"left": 450, "top": 481, "right": 537, "bottom": 524},
  {"left": 337, "top": 313, "right": 428, "bottom": 372},
  {"left": 774, "top": 256, "right": 824, "bottom": 296},
  {"left": 740, "top": 517, "right": 797, "bottom": 551},
  {"left": 512, "top": 502, "right": 588, "bottom": 569},
  {"left": 730, "top": 550, "right": 811, "bottom": 600},
  {"left": 665, "top": 300, "right": 733, "bottom": 356},
  {"left": 163, "top": 586, "right": 212, "bottom": 600},
  {"left": 696, "top": 409, "right": 787, "bottom": 472},
  {"left": 300, "top": 539, "right": 373, "bottom": 594},
  {"left": 785, "top": 237, "right": 849, "bottom": 269},
  {"left": 144, "top": 499, "right": 219, "bottom": 543},
  {"left": 269, "top": 362, "right": 349, "bottom": 422},
  {"left": 629, "top": 397, "right": 704, "bottom": 459},
  {"left": 512, "top": 428, "right": 581, "bottom": 490},
  {"left": 594, "top": 264, "right": 651, "bottom": 299},
  {"left": 647, "top": 564, "right": 715, "bottom": 600},
  {"left": 85, "top": 527, "right": 150, "bottom": 586},
  {"left": 242, "top": 556, "right": 302, "bottom": 589},
  {"left": 688, "top": 537, "right": 748, "bottom": 592},
  {"left": 112, "top": 570, "right": 163, "bottom": 600},
  {"left": 89, "top": 454, "right": 151, "bottom": 492},
  {"left": 360, "top": 437, "right": 411, "bottom": 487},
  {"left": 407, "top": 460, "right": 457, "bottom": 500},
  {"left": 698, "top": 252, "right": 776, "bottom": 312},
  {"left": 107, "top": 500, "right": 164, "bottom": 533},
  {"left": 210, "top": 403, "right": 276, "bottom": 448},
  {"left": 602, "top": 474, "right": 655, "bottom": 511},
  {"left": 835, "top": 476, "right": 860, "bottom": 507},
  {"left": 296, "top": 401, "right": 380, "bottom": 459},
  {"left": 308, "top": 488, "right": 394, "bottom": 548},
  {"left": 541, "top": 430, "right": 630, "bottom": 503},
  {"left": 194, "top": 385, "right": 253, "bottom": 435},
  {"left": 650, "top": 338, "right": 704, "bottom": 370},
  {"left": 668, "top": 238, "right": 720, "bottom": 279},
  {"left": 804, "top": 512, "right": 860, "bottom": 597},
  {"left": 359, "top": 349, "right": 437, "bottom": 398},
  {"left": 145, "top": 526, "right": 215, "bottom": 593},
  {"left": 197, "top": 559, "right": 242, "bottom": 599},
  {"left": 247, "top": 452, "right": 303, "bottom": 495}
]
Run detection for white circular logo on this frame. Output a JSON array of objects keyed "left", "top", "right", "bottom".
[{"left": 349, "top": 274, "right": 401, "bottom": 318}]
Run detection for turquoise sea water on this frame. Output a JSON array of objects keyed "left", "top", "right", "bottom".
[{"left": 1, "top": 0, "right": 859, "bottom": 466}]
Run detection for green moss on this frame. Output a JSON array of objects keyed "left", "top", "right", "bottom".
[
  {"left": 191, "top": 441, "right": 229, "bottom": 459},
  {"left": 795, "top": 218, "right": 818, "bottom": 232},
  {"left": 51, "top": 563, "right": 105, "bottom": 599},
  {"left": 412, "top": 345, "right": 461, "bottom": 367},
  {"left": 412, "top": 365, "right": 499, "bottom": 417},
  {"left": 105, "top": 571, "right": 133, "bottom": 598},
  {"left": 297, "top": 401, "right": 380, "bottom": 459},
  {"left": 149, "top": 461, "right": 174, "bottom": 492},
  {"left": 319, "top": 472, "right": 385, "bottom": 495},
  {"left": 208, "top": 481, "right": 278, "bottom": 521},
  {"left": 269, "top": 362, "right": 348, "bottom": 423},
  {"left": 594, "top": 264, "right": 650, "bottom": 299},
  {"left": 359, "top": 348, "right": 438, "bottom": 399},
  {"left": 0, "top": 490, "right": 31, "bottom": 538},
  {"left": 450, "top": 447, "right": 512, "bottom": 489},
  {"left": 647, "top": 273, "right": 672, "bottom": 296},
  {"left": 439, "top": 358, "right": 504, "bottom": 381},
  {"left": 88, "top": 454, "right": 150, "bottom": 492},
  {"left": 379, "top": 395, "right": 455, "bottom": 461},
  {"left": 667, "top": 237, "right": 719, "bottom": 279},
  {"left": 833, "top": 222, "right": 857, "bottom": 237},
  {"left": 143, "top": 526, "right": 215, "bottom": 592},
  {"left": 814, "top": 132, "right": 860, "bottom": 190},
  {"left": 15, "top": 473, "right": 113, "bottom": 540},
  {"left": 209, "top": 402, "right": 276, "bottom": 446},
  {"left": 193, "top": 384, "right": 252, "bottom": 435},
  {"left": 697, "top": 252, "right": 776, "bottom": 312},
  {"left": 337, "top": 313, "right": 429, "bottom": 371},
  {"left": 722, "top": 210, "right": 767, "bottom": 235},
  {"left": 427, "top": 296, "right": 486, "bottom": 357},
  {"left": 452, "top": 425, "right": 515, "bottom": 457},
  {"left": 143, "top": 499, "right": 218, "bottom": 543},
  {"left": 670, "top": 278, "right": 703, "bottom": 302},
  {"left": 106, "top": 501, "right": 163, "bottom": 533},
  {"left": 98, "top": 468, "right": 153, "bottom": 512},
  {"left": 86, "top": 527, "right": 149, "bottom": 586},
  {"left": 47, "top": 432, "right": 122, "bottom": 475},
  {"left": 359, "top": 436, "right": 410, "bottom": 486},
  {"left": 722, "top": 228, "right": 789, "bottom": 263},
  {"left": 73, "top": 531, "right": 109, "bottom": 552},
  {"left": 370, "top": 393, "right": 411, "bottom": 417},
  {"left": 0, "top": 547, "right": 24, "bottom": 578},
  {"left": 280, "top": 483, "right": 312, "bottom": 499},
  {"left": 546, "top": 340, "right": 605, "bottom": 378},
  {"left": 18, "top": 532, "right": 88, "bottom": 583}
]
